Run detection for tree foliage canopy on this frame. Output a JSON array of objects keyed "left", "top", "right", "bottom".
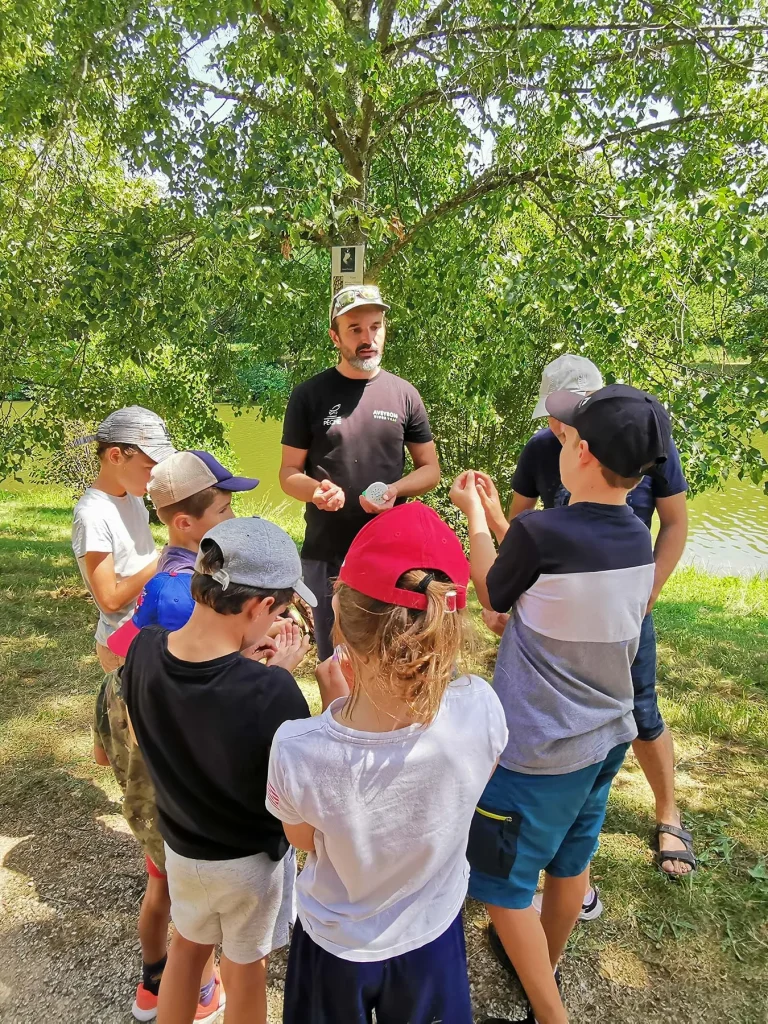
[{"left": 1, "top": 0, "right": 767, "bottom": 492}]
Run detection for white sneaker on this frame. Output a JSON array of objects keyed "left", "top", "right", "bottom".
[{"left": 532, "top": 884, "right": 603, "bottom": 922}]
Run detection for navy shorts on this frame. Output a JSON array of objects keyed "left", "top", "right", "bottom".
[
  {"left": 282, "top": 913, "right": 472, "bottom": 1024},
  {"left": 631, "top": 614, "right": 665, "bottom": 741},
  {"left": 467, "top": 743, "right": 629, "bottom": 910}
]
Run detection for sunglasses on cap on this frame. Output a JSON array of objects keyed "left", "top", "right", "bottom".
[{"left": 330, "top": 285, "right": 390, "bottom": 323}]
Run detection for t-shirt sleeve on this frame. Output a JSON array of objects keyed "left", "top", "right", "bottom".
[
  {"left": 651, "top": 436, "right": 688, "bottom": 499},
  {"left": 403, "top": 389, "right": 433, "bottom": 444},
  {"left": 266, "top": 730, "right": 305, "bottom": 825},
  {"left": 473, "top": 676, "right": 509, "bottom": 759},
  {"left": 72, "top": 507, "right": 113, "bottom": 558},
  {"left": 281, "top": 386, "right": 313, "bottom": 450},
  {"left": 486, "top": 514, "right": 542, "bottom": 613},
  {"left": 510, "top": 437, "right": 541, "bottom": 498},
  {"left": 259, "top": 670, "right": 311, "bottom": 741}
]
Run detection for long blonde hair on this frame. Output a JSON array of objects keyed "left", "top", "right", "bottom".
[{"left": 333, "top": 569, "right": 473, "bottom": 724}]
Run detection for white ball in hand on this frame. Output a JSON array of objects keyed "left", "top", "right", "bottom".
[{"left": 364, "top": 481, "right": 389, "bottom": 506}]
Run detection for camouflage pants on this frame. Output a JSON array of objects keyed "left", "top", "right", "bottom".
[{"left": 94, "top": 670, "right": 166, "bottom": 872}]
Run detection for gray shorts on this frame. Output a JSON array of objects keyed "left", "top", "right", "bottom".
[{"left": 164, "top": 844, "right": 296, "bottom": 964}]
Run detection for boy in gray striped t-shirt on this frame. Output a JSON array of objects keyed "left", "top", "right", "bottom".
[{"left": 451, "top": 384, "right": 672, "bottom": 1024}]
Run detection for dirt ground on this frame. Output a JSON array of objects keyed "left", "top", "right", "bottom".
[{"left": 1, "top": 761, "right": 765, "bottom": 1024}]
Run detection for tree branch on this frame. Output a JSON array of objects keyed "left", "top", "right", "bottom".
[
  {"left": 188, "top": 78, "right": 281, "bottom": 115},
  {"left": 375, "top": 0, "right": 399, "bottom": 44},
  {"left": 384, "top": 19, "right": 768, "bottom": 58},
  {"left": 369, "top": 109, "right": 717, "bottom": 274}
]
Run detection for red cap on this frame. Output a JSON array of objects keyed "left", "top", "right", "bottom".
[
  {"left": 339, "top": 502, "right": 469, "bottom": 610},
  {"left": 107, "top": 618, "right": 140, "bottom": 657}
]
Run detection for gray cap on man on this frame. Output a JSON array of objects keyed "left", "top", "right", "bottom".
[
  {"left": 195, "top": 517, "right": 317, "bottom": 607},
  {"left": 76, "top": 406, "right": 176, "bottom": 463},
  {"left": 532, "top": 355, "right": 604, "bottom": 419}
]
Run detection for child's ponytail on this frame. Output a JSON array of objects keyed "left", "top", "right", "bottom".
[{"left": 334, "top": 569, "right": 473, "bottom": 723}]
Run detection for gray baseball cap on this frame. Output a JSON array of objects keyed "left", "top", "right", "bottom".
[
  {"left": 195, "top": 517, "right": 317, "bottom": 607},
  {"left": 532, "top": 355, "right": 604, "bottom": 419},
  {"left": 76, "top": 406, "right": 176, "bottom": 463},
  {"left": 329, "top": 284, "right": 390, "bottom": 326}
]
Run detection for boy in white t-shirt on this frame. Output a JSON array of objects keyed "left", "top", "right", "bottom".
[
  {"left": 266, "top": 502, "right": 508, "bottom": 1024},
  {"left": 71, "top": 406, "right": 175, "bottom": 674}
]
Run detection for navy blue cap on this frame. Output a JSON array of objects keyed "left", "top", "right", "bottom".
[{"left": 546, "top": 383, "right": 672, "bottom": 478}]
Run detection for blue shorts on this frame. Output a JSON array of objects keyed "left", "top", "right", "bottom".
[
  {"left": 631, "top": 614, "right": 665, "bottom": 741},
  {"left": 467, "top": 743, "right": 629, "bottom": 910},
  {"left": 282, "top": 914, "right": 472, "bottom": 1024}
]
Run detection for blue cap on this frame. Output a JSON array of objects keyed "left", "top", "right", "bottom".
[{"left": 107, "top": 572, "right": 195, "bottom": 657}]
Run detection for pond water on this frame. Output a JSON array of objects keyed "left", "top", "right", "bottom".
[{"left": 3, "top": 403, "right": 767, "bottom": 576}]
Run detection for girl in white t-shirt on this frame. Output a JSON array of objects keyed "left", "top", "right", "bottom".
[{"left": 267, "top": 501, "right": 507, "bottom": 1024}]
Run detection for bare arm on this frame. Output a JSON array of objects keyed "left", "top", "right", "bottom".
[
  {"left": 283, "top": 821, "right": 317, "bottom": 853},
  {"left": 393, "top": 440, "right": 441, "bottom": 497},
  {"left": 449, "top": 472, "right": 498, "bottom": 610},
  {"left": 84, "top": 550, "right": 158, "bottom": 614},
  {"left": 648, "top": 492, "right": 688, "bottom": 612},
  {"left": 509, "top": 492, "right": 537, "bottom": 520},
  {"left": 279, "top": 445, "right": 345, "bottom": 511}
]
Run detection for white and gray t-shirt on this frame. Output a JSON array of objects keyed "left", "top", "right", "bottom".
[
  {"left": 266, "top": 675, "right": 508, "bottom": 961},
  {"left": 488, "top": 502, "right": 655, "bottom": 776},
  {"left": 71, "top": 488, "right": 156, "bottom": 644}
]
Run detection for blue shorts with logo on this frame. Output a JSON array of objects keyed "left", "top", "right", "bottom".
[
  {"left": 467, "top": 743, "right": 629, "bottom": 910},
  {"left": 631, "top": 613, "right": 665, "bottom": 741}
]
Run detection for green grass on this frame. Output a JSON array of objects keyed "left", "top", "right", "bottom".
[{"left": 2, "top": 487, "right": 768, "bottom": 1021}]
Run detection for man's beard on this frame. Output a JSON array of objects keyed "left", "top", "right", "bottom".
[{"left": 348, "top": 352, "right": 382, "bottom": 371}]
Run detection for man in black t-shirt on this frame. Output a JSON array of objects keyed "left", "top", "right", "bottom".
[{"left": 280, "top": 284, "right": 441, "bottom": 659}]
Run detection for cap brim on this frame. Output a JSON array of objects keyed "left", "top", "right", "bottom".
[
  {"left": 215, "top": 476, "right": 260, "bottom": 492},
  {"left": 137, "top": 443, "right": 177, "bottom": 463},
  {"left": 531, "top": 396, "right": 549, "bottom": 419},
  {"left": 330, "top": 299, "right": 390, "bottom": 325},
  {"left": 292, "top": 579, "right": 317, "bottom": 608},
  {"left": 544, "top": 390, "right": 584, "bottom": 425},
  {"left": 106, "top": 619, "right": 140, "bottom": 657}
]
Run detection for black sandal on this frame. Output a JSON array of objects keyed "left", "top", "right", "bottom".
[{"left": 653, "top": 823, "right": 697, "bottom": 879}]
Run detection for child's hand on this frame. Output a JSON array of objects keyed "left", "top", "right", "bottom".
[
  {"left": 266, "top": 622, "right": 311, "bottom": 673},
  {"left": 242, "top": 636, "right": 279, "bottom": 661},
  {"left": 449, "top": 471, "right": 484, "bottom": 516},
  {"left": 482, "top": 608, "right": 510, "bottom": 637},
  {"left": 316, "top": 648, "right": 351, "bottom": 709},
  {"left": 474, "top": 472, "right": 508, "bottom": 535}
]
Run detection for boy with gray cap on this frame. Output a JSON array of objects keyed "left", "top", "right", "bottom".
[
  {"left": 123, "top": 517, "right": 315, "bottom": 1024},
  {"left": 72, "top": 406, "right": 176, "bottom": 672}
]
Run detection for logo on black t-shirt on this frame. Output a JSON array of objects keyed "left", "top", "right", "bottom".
[
  {"left": 323, "top": 403, "right": 342, "bottom": 426},
  {"left": 373, "top": 409, "right": 399, "bottom": 423}
]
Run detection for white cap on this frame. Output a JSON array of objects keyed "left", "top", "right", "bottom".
[{"left": 532, "top": 355, "right": 604, "bottom": 419}]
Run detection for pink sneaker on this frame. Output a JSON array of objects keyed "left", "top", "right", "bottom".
[
  {"left": 195, "top": 971, "right": 226, "bottom": 1024},
  {"left": 131, "top": 983, "right": 158, "bottom": 1022}
]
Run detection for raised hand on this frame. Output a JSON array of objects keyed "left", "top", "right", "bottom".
[
  {"left": 474, "top": 471, "right": 509, "bottom": 539},
  {"left": 316, "top": 647, "right": 352, "bottom": 709},
  {"left": 449, "top": 470, "right": 485, "bottom": 516},
  {"left": 267, "top": 621, "right": 311, "bottom": 673},
  {"left": 312, "top": 478, "right": 346, "bottom": 512}
]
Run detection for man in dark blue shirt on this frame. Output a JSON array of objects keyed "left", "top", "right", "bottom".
[{"left": 482, "top": 355, "right": 693, "bottom": 883}]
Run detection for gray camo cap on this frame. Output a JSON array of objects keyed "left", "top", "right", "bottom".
[
  {"left": 195, "top": 517, "right": 317, "bottom": 607},
  {"left": 76, "top": 406, "right": 176, "bottom": 463}
]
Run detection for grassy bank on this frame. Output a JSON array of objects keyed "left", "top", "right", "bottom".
[{"left": 1, "top": 487, "right": 767, "bottom": 1023}]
